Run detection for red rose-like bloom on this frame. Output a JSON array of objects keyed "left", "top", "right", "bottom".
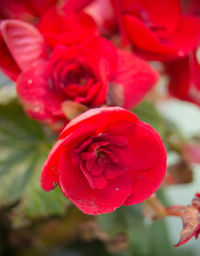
[
  {"left": 16, "top": 36, "right": 117, "bottom": 126},
  {"left": 41, "top": 107, "right": 167, "bottom": 214},
  {"left": 16, "top": 31, "right": 158, "bottom": 126},
  {"left": 166, "top": 49, "right": 200, "bottom": 105},
  {"left": 111, "top": 0, "right": 200, "bottom": 61}
]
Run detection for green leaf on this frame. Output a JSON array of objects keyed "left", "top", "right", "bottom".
[
  {"left": 0, "top": 73, "right": 16, "bottom": 104},
  {"left": 132, "top": 100, "right": 165, "bottom": 137},
  {"left": 0, "top": 101, "right": 69, "bottom": 217}
]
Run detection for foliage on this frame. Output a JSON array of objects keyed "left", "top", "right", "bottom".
[{"left": 0, "top": 101, "right": 68, "bottom": 217}]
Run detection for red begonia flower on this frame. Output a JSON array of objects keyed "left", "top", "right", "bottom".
[
  {"left": 16, "top": 36, "right": 117, "bottom": 126},
  {"left": 16, "top": 32, "right": 158, "bottom": 126},
  {"left": 41, "top": 107, "right": 167, "bottom": 214},
  {"left": 166, "top": 49, "right": 200, "bottom": 105},
  {"left": 38, "top": 7, "right": 98, "bottom": 48},
  {"left": 111, "top": 0, "right": 200, "bottom": 61}
]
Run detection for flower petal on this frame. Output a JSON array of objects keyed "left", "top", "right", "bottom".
[
  {"left": 1, "top": 19, "right": 47, "bottom": 71},
  {"left": 112, "top": 50, "right": 158, "bottom": 108},
  {"left": 17, "top": 59, "right": 63, "bottom": 124},
  {"left": 59, "top": 148, "right": 132, "bottom": 214}
]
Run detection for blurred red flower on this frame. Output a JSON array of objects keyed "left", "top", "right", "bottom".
[{"left": 111, "top": 0, "right": 200, "bottom": 61}]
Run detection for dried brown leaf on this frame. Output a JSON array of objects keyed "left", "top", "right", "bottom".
[
  {"left": 175, "top": 206, "right": 200, "bottom": 246},
  {"left": 168, "top": 161, "right": 193, "bottom": 184}
]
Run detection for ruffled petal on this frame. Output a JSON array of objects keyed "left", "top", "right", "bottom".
[{"left": 112, "top": 50, "right": 158, "bottom": 108}]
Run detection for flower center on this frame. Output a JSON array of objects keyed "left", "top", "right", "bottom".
[
  {"left": 64, "top": 63, "right": 94, "bottom": 86},
  {"left": 72, "top": 133, "right": 128, "bottom": 190},
  {"left": 50, "top": 60, "right": 98, "bottom": 104}
]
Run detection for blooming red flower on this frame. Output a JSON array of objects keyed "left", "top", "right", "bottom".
[
  {"left": 111, "top": 0, "right": 200, "bottom": 61},
  {"left": 166, "top": 49, "right": 200, "bottom": 105},
  {"left": 0, "top": 20, "right": 158, "bottom": 127},
  {"left": 41, "top": 107, "right": 167, "bottom": 214}
]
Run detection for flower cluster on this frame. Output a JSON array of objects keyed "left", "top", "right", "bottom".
[{"left": 7, "top": 0, "right": 200, "bottom": 216}]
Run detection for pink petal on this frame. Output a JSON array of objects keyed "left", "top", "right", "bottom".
[
  {"left": 0, "top": 32, "right": 20, "bottom": 81},
  {"left": 1, "top": 19, "right": 47, "bottom": 72}
]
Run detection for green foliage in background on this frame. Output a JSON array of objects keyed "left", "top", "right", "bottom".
[{"left": 0, "top": 101, "right": 68, "bottom": 217}]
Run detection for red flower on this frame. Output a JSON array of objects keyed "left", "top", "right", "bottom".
[
  {"left": 166, "top": 49, "right": 200, "bottom": 105},
  {"left": 111, "top": 0, "right": 200, "bottom": 61},
  {"left": 0, "top": 20, "right": 158, "bottom": 128},
  {"left": 41, "top": 107, "right": 167, "bottom": 214},
  {"left": 16, "top": 36, "right": 116, "bottom": 127}
]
